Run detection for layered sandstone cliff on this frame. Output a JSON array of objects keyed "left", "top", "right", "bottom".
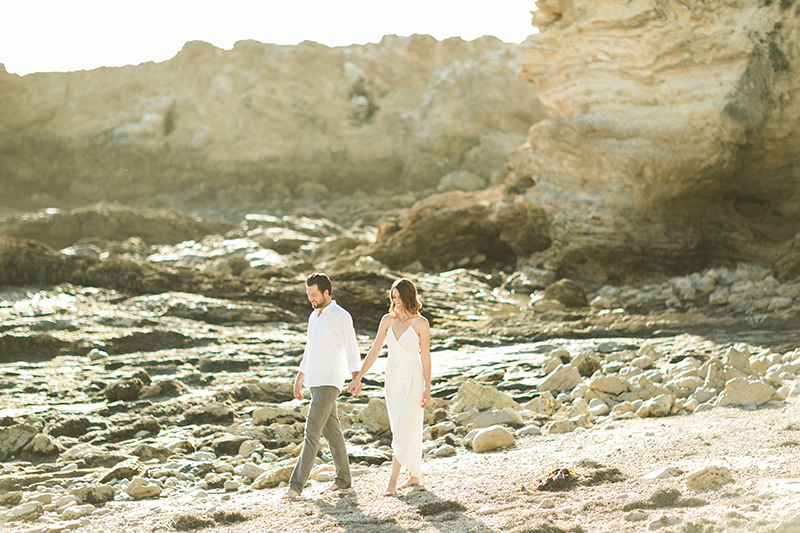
[
  {"left": 0, "top": 36, "right": 544, "bottom": 211},
  {"left": 372, "top": 0, "right": 800, "bottom": 283}
]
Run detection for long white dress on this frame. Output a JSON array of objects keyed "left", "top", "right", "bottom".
[{"left": 384, "top": 323, "right": 424, "bottom": 477}]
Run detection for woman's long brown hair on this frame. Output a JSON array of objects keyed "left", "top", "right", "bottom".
[{"left": 389, "top": 278, "right": 422, "bottom": 317}]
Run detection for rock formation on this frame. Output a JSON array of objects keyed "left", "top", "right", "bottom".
[
  {"left": 371, "top": 1, "right": 800, "bottom": 283},
  {"left": 0, "top": 36, "right": 544, "bottom": 211}
]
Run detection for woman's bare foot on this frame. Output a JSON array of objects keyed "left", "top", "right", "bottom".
[
  {"left": 282, "top": 489, "right": 300, "bottom": 500},
  {"left": 383, "top": 485, "right": 397, "bottom": 497},
  {"left": 398, "top": 476, "right": 420, "bottom": 490}
]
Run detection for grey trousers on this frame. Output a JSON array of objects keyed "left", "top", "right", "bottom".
[{"left": 288, "top": 386, "right": 351, "bottom": 494}]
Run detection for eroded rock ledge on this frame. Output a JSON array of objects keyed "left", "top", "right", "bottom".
[{"left": 372, "top": 1, "right": 800, "bottom": 284}]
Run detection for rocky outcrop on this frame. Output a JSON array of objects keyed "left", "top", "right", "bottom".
[
  {"left": 0, "top": 36, "right": 544, "bottom": 211},
  {"left": 372, "top": 1, "right": 800, "bottom": 283}
]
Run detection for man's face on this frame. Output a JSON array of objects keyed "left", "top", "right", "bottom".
[{"left": 306, "top": 284, "right": 329, "bottom": 309}]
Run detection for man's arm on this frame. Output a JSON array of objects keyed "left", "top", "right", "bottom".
[
  {"left": 338, "top": 312, "right": 362, "bottom": 375},
  {"left": 293, "top": 371, "right": 305, "bottom": 401}
]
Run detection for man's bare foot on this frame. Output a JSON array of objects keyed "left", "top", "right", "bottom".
[
  {"left": 282, "top": 489, "right": 300, "bottom": 500},
  {"left": 323, "top": 483, "right": 344, "bottom": 492},
  {"left": 383, "top": 485, "right": 397, "bottom": 497},
  {"left": 398, "top": 477, "right": 420, "bottom": 490}
]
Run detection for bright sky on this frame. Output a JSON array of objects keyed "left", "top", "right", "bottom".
[{"left": 0, "top": 1, "right": 537, "bottom": 76}]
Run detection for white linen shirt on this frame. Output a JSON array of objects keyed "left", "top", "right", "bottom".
[{"left": 299, "top": 300, "right": 361, "bottom": 391}]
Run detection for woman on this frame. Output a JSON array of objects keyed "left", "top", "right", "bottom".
[{"left": 348, "top": 278, "right": 432, "bottom": 496}]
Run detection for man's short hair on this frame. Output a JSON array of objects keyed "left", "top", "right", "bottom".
[{"left": 306, "top": 272, "right": 332, "bottom": 296}]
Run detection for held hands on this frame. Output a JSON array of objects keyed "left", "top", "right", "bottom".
[{"left": 347, "top": 377, "right": 362, "bottom": 396}]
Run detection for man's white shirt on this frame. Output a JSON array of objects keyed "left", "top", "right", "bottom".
[{"left": 299, "top": 300, "right": 361, "bottom": 390}]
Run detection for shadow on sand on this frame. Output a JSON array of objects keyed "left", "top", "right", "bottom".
[{"left": 309, "top": 486, "right": 495, "bottom": 533}]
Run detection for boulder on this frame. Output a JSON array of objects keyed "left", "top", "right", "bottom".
[
  {"left": 539, "top": 364, "right": 583, "bottom": 393},
  {"left": 181, "top": 402, "right": 234, "bottom": 426},
  {"left": 471, "top": 425, "right": 515, "bottom": 453},
  {"left": 587, "top": 375, "right": 628, "bottom": 396},
  {"left": 522, "top": 391, "right": 556, "bottom": 416},
  {"left": 0, "top": 424, "right": 38, "bottom": 461},
  {"left": 360, "top": 398, "right": 391, "bottom": 435},
  {"left": 453, "top": 407, "right": 523, "bottom": 428},
  {"left": 684, "top": 466, "right": 734, "bottom": 491},
  {"left": 450, "top": 380, "right": 522, "bottom": 413},
  {"left": 0, "top": 501, "right": 43, "bottom": 524},
  {"left": 543, "top": 279, "right": 588, "bottom": 308},
  {"left": 716, "top": 378, "right": 777, "bottom": 408},
  {"left": 70, "top": 484, "right": 116, "bottom": 504},
  {"left": 252, "top": 464, "right": 295, "bottom": 490},
  {"left": 125, "top": 476, "right": 162, "bottom": 499},
  {"left": 252, "top": 406, "right": 305, "bottom": 426}
]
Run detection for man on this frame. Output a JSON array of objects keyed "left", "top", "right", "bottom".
[{"left": 282, "top": 272, "right": 362, "bottom": 499}]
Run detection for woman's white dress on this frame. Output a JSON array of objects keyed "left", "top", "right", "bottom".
[{"left": 384, "top": 323, "right": 424, "bottom": 477}]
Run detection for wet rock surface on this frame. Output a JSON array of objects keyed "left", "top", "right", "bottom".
[{"left": 2, "top": 204, "right": 800, "bottom": 532}]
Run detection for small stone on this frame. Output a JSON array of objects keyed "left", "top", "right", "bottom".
[
  {"left": 684, "top": 466, "right": 734, "bottom": 491},
  {"left": 432, "top": 444, "right": 456, "bottom": 457},
  {"left": 625, "top": 510, "right": 648, "bottom": 521},
  {"left": 515, "top": 424, "right": 542, "bottom": 437},
  {"left": 643, "top": 467, "right": 685, "bottom": 479}
]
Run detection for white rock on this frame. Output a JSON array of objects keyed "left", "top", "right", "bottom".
[
  {"left": 252, "top": 464, "right": 295, "bottom": 490},
  {"left": 125, "top": 476, "right": 162, "bottom": 500},
  {"left": 531, "top": 298, "right": 565, "bottom": 313},
  {"left": 471, "top": 425, "right": 514, "bottom": 453},
  {"left": 522, "top": 391, "right": 556, "bottom": 416},
  {"left": 61, "top": 504, "right": 95, "bottom": 520},
  {"left": 716, "top": 378, "right": 777, "bottom": 407},
  {"left": 432, "top": 444, "right": 456, "bottom": 457},
  {"left": 450, "top": 380, "right": 521, "bottom": 413},
  {"left": 643, "top": 467, "right": 685, "bottom": 479},
  {"left": 642, "top": 394, "right": 675, "bottom": 418},
  {"left": 648, "top": 515, "right": 681, "bottom": 529},
  {"left": 239, "top": 439, "right": 265, "bottom": 457},
  {"left": 0, "top": 502, "right": 44, "bottom": 524},
  {"left": 87, "top": 348, "right": 109, "bottom": 360},
  {"left": 539, "top": 364, "right": 583, "bottom": 393},
  {"left": 238, "top": 462, "right": 266, "bottom": 479},
  {"left": 587, "top": 375, "right": 628, "bottom": 395},
  {"left": 625, "top": 510, "right": 648, "bottom": 521},
  {"left": 454, "top": 407, "right": 523, "bottom": 428},
  {"left": 360, "top": 397, "right": 391, "bottom": 434},
  {"left": 515, "top": 424, "right": 542, "bottom": 437},
  {"left": 315, "top": 471, "right": 336, "bottom": 483},
  {"left": 539, "top": 499, "right": 556, "bottom": 509},
  {"left": 724, "top": 345, "right": 754, "bottom": 375},
  {"left": 775, "top": 512, "right": 800, "bottom": 533},
  {"left": 684, "top": 466, "right": 734, "bottom": 491}
]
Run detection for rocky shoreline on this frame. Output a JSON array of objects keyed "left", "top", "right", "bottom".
[{"left": 2, "top": 204, "right": 800, "bottom": 532}]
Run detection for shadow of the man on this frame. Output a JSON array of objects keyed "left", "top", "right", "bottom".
[
  {"left": 399, "top": 486, "right": 496, "bottom": 533},
  {"left": 310, "top": 490, "right": 408, "bottom": 533}
]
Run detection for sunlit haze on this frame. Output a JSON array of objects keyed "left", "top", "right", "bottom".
[{"left": 0, "top": 0, "right": 537, "bottom": 76}]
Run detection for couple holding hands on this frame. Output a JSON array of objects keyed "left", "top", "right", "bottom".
[{"left": 282, "top": 273, "right": 432, "bottom": 499}]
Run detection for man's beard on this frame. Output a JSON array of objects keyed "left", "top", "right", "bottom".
[{"left": 311, "top": 300, "right": 323, "bottom": 309}]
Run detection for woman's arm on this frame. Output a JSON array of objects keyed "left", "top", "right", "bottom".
[
  {"left": 416, "top": 316, "right": 432, "bottom": 408},
  {"left": 347, "top": 314, "right": 391, "bottom": 394}
]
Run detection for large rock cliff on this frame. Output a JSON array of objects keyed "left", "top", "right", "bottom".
[
  {"left": 373, "top": 0, "right": 800, "bottom": 283},
  {"left": 0, "top": 36, "right": 544, "bottom": 212}
]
